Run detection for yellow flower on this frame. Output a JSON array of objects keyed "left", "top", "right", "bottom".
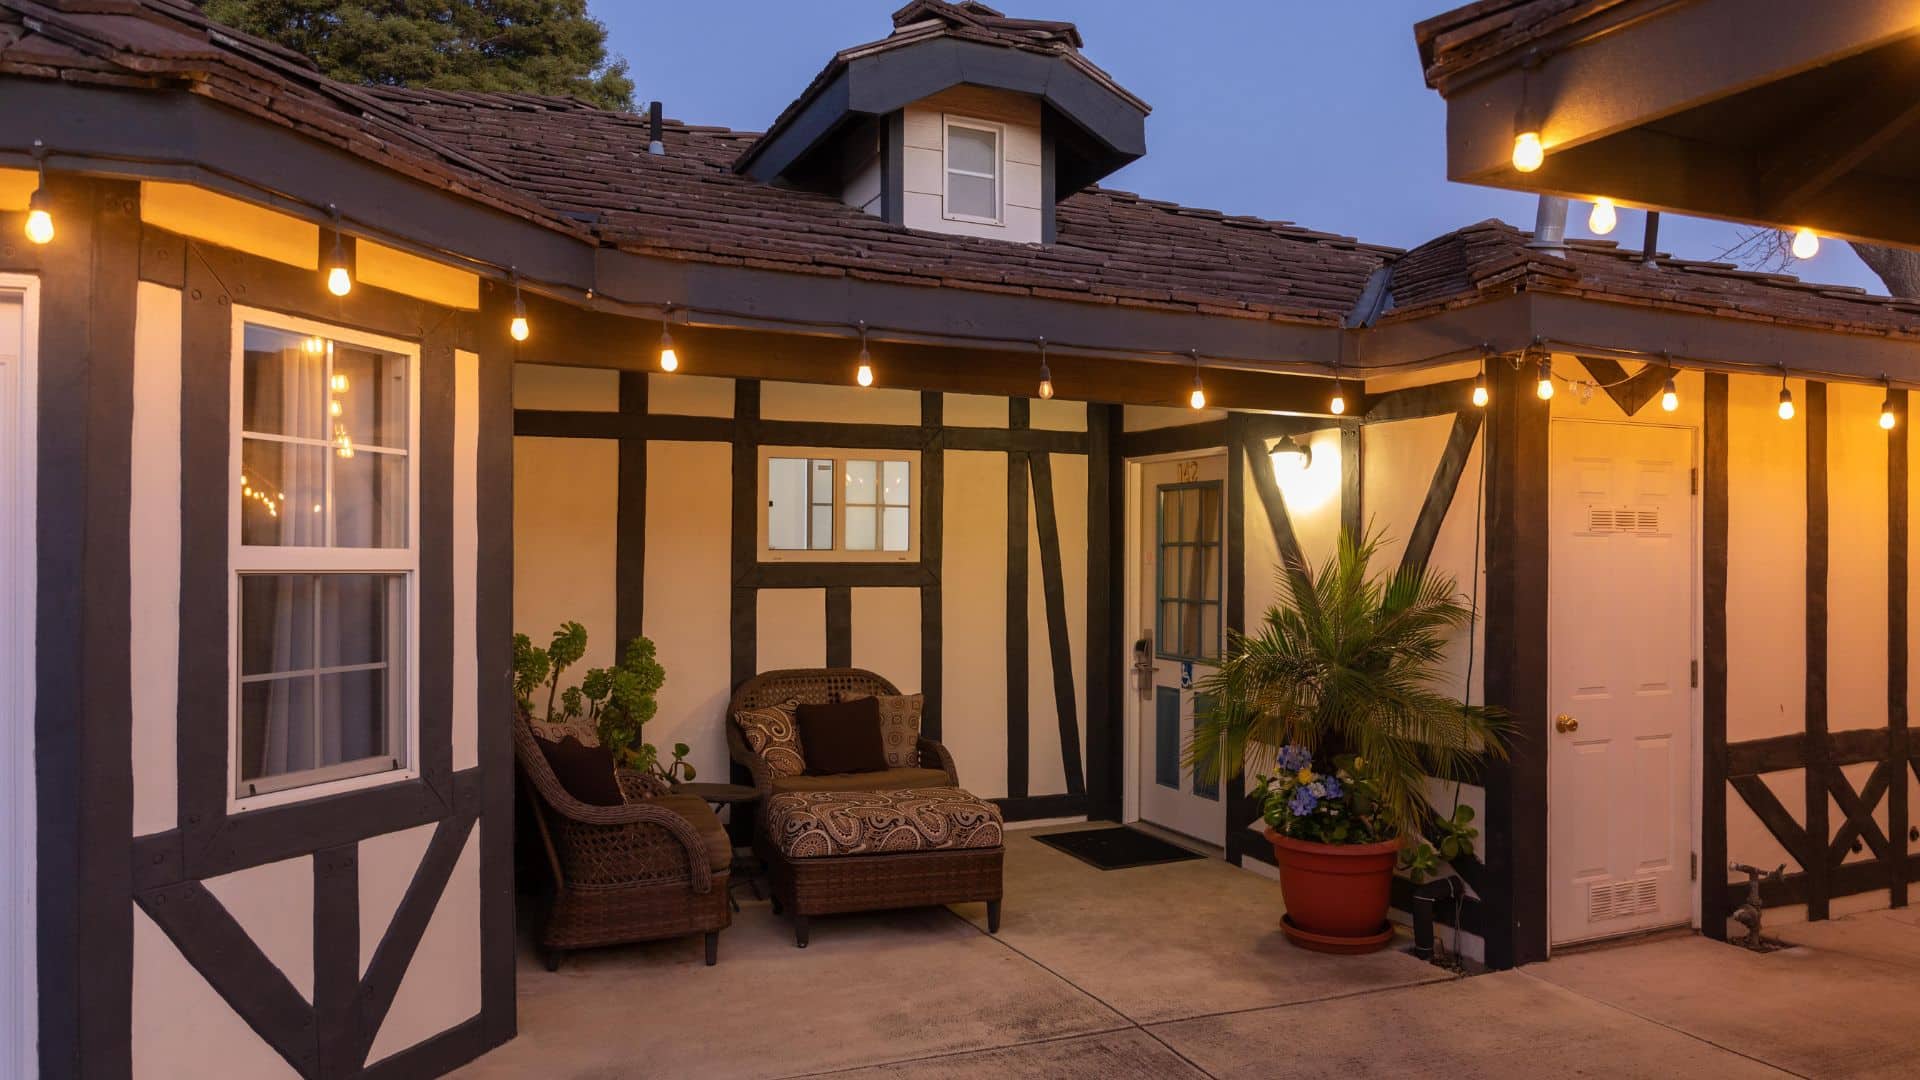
[{"left": 1296, "top": 768, "right": 1315, "bottom": 784}]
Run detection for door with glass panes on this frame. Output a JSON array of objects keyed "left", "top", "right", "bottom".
[{"left": 1135, "top": 454, "right": 1227, "bottom": 846}]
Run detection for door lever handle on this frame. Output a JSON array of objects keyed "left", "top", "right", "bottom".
[{"left": 1555, "top": 714, "right": 1579, "bottom": 734}]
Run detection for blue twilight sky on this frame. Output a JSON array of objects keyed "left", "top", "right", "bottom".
[{"left": 598, "top": 0, "right": 1884, "bottom": 295}]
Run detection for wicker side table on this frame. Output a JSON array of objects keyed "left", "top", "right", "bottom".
[{"left": 671, "top": 782, "right": 763, "bottom": 907}]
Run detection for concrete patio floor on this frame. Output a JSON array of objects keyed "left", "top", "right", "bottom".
[{"left": 456, "top": 824, "right": 1920, "bottom": 1079}]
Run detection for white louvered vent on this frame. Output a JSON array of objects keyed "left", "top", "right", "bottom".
[
  {"left": 1587, "top": 876, "right": 1660, "bottom": 922},
  {"left": 1585, "top": 505, "right": 1661, "bottom": 535}
]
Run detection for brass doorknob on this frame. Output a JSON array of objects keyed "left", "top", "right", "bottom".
[{"left": 1555, "top": 714, "right": 1579, "bottom": 734}]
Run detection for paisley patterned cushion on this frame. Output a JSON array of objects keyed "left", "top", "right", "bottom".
[
  {"left": 850, "top": 693, "right": 924, "bottom": 769},
  {"left": 766, "top": 787, "right": 1004, "bottom": 859},
  {"left": 734, "top": 699, "right": 806, "bottom": 779}
]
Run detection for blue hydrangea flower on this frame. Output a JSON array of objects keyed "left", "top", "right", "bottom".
[
  {"left": 1276, "top": 745, "right": 1313, "bottom": 773},
  {"left": 1321, "top": 776, "right": 1343, "bottom": 800},
  {"left": 1287, "top": 787, "right": 1319, "bottom": 817}
]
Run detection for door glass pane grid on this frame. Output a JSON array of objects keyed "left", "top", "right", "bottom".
[
  {"left": 1154, "top": 482, "right": 1223, "bottom": 662},
  {"left": 240, "top": 326, "right": 408, "bottom": 550}
]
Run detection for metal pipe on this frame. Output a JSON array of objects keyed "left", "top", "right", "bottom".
[
  {"left": 648, "top": 101, "right": 665, "bottom": 156},
  {"left": 1641, "top": 210, "right": 1662, "bottom": 267},
  {"left": 1527, "top": 195, "right": 1569, "bottom": 255}
]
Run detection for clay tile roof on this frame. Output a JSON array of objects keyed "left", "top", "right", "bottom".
[
  {"left": 1414, "top": 0, "right": 1624, "bottom": 86},
  {"left": 1380, "top": 218, "right": 1920, "bottom": 336}
]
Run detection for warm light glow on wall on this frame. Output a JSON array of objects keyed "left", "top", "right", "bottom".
[{"left": 1275, "top": 429, "right": 1341, "bottom": 514}]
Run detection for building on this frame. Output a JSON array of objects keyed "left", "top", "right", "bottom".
[{"left": 2, "top": 0, "right": 1918, "bottom": 1075}]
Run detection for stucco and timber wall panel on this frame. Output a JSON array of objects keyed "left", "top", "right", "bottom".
[
  {"left": 1728, "top": 374, "right": 1808, "bottom": 743},
  {"left": 852, "top": 588, "right": 923, "bottom": 693},
  {"left": 645, "top": 440, "right": 734, "bottom": 782},
  {"left": 942, "top": 449, "right": 1011, "bottom": 798},
  {"left": 1826, "top": 382, "right": 1889, "bottom": 734},
  {"left": 513, "top": 436, "right": 619, "bottom": 676},
  {"left": 513, "top": 363, "right": 617, "bottom": 412},
  {"left": 131, "top": 281, "right": 182, "bottom": 835},
  {"left": 648, "top": 371, "right": 733, "bottom": 417},
  {"left": 1025, "top": 454, "right": 1088, "bottom": 798},
  {"left": 132, "top": 906, "right": 301, "bottom": 1079},
  {"left": 1125, "top": 404, "right": 1226, "bottom": 431},
  {"left": 366, "top": 828, "right": 482, "bottom": 1065},
  {"left": 758, "top": 588, "right": 828, "bottom": 673}
]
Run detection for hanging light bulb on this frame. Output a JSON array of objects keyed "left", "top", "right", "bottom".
[
  {"left": 1791, "top": 227, "right": 1820, "bottom": 260},
  {"left": 1661, "top": 375, "right": 1680, "bottom": 413},
  {"left": 324, "top": 204, "right": 351, "bottom": 297},
  {"left": 1535, "top": 354, "right": 1555, "bottom": 400},
  {"left": 1511, "top": 131, "right": 1544, "bottom": 173},
  {"left": 1881, "top": 376, "right": 1897, "bottom": 431},
  {"left": 1587, "top": 197, "right": 1617, "bottom": 236},
  {"left": 508, "top": 272, "right": 529, "bottom": 342},
  {"left": 1777, "top": 370, "right": 1795, "bottom": 421},
  {"left": 1329, "top": 378, "right": 1346, "bottom": 416},
  {"left": 1188, "top": 351, "right": 1206, "bottom": 410},
  {"left": 1472, "top": 370, "right": 1490, "bottom": 408},
  {"left": 855, "top": 321, "right": 874, "bottom": 388},
  {"left": 1036, "top": 337, "right": 1054, "bottom": 400},
  {"left": 1268, "top": 434, "right": 1311, "bottom": 476},
  {"left": 658, "top": 305, "right": 679, "bottom": 372},
  {"left": 24, "top": 141, "right": 52, "bottom": 245}
]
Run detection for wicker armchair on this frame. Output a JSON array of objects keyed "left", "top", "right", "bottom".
[
  {"left": 514, "top": 719, "right": 730, "bottom": 969},
  {"left": 726, "top": 668, "right": 960, "bottom": 861}
]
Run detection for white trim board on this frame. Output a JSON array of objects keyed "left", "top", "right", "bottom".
[{"left": 0, "top": 272, "right": 40, "bottom": 1078}]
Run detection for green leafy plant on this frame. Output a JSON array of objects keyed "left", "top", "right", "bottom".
[
  {"left": 1184, "top": 527, "right": 1508, "bottom": 845},
  {"left": 514, "top": 623, "right": 689, "bottom": 782}
]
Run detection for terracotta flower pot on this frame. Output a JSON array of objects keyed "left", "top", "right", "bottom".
[{"left": 1266, "top": 828, "right": 1400, "bottom": 952}]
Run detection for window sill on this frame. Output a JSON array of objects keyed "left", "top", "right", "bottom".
[{"left": 230, "top": 761, "right": 418, "bottom": 814}]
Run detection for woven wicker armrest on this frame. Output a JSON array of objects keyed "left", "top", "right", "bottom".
[
  {"left": 917, "top": 736, "right": 959, "bottom": 785},
  {"left": 726, "top": 720, "right": 775, "bottom": 797},
  {"left": 617, "top": 770, "right": 672, "bottom": 802},
  {"left": 514, "top": 723, "right": 715, "bottom": 893}
]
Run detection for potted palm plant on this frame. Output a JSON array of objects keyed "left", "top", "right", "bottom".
[{"left": 1185, "top": 529, "right": 1507, "bottom": 954}]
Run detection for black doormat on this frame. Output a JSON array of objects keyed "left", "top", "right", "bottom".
[{"left": 1032, "top": 826, "right": 1205, "bottom": 870}]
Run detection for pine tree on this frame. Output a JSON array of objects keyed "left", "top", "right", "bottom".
[{"left": 203, "top": 0, "right": 635, "bottom": 112}]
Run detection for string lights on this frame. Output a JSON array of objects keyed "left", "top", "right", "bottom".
[
  {"left": 1472, "top": 355, "right": 1490, "bottom": 408},
  {"left": 855, "top": 321, "right": 874, "bottom": 387},
  {"left": 1587, "top": 197, "right": 1617, "bottom": 236},
  {"left": 508, "top": 270, "right": 530, "bottom": 342},
  {"left": 1661, "top": 373, "right": 1679, "bottom": 413},
  {"left": 1791, "top": 227, "right": 1820, "bottom": 260},
  {"left": 1881, "top": 375, "right": 1897, "bottom": 431},
  {"left": 1535, "top": 353, "right": 1555, "bottom": 400},
  {"left": 1328, "top": 367, "right": 1346, "bottom": 415},
  {"left": 658, "top": 303, "right": 679, "bottom": 372},
  {"left": 1511, "top": 131, "right": 1544, "bottom": 173},
  {"left": 1777, "top": 367, "right": 1795, "bottom": 421},
  {"left": 1036, "top": 336, "right": 1054, "bottom": 400},
  {"left": 24, "top": 140, "right": 52, "bottom": 245},
  {"left": 325, "top": 205, "right": 352, "bottom": 297},
  {"left": 1188, "top": 350, "right": 1206, "bottom": 409}
]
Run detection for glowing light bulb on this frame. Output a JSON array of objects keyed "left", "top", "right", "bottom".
[
  {"left": 1588, "top": 198, "right": 1617, "bottom": 235},
  {"left": 326, "top": 264, "right": 351, "bottom": 297},
  {"left": 1778, "top": 387, "right": 1796, "bottom": 421},
  {"left": 330, "top": 400, "right": 343, "bottom": 417},
  {"left": 1882, "top": 400, "right": 1897, "bottom": 430},
  {"left": 659, "top": 319, "right": 678, "bottom": 372},
  {"left": 1329, "top": 383, "right": 1346, "bottom": 415},
  {"left": 1661, "top": 377, "right": 1679, "bottom": 413},
  {"left": 509, "top": 314, "right": 530, "bottom": 342},
  {"left": 1037, "top": 368, "right": 1054, "bottom": 399},
  {"left": 24, "top": 207, "right": 52, "bottom": 245},
  {"left": 1472, "top": 374, "right": 1489, "bottom": 408},
  {"left": 1536, "top": 356, "right": 1555, "bottom": 401},
  {"left": 330, "top": 373, "right": 349, "bottom": 393},
  {"left": 1791, "top": 227, "right": 1820, "bottom": 260},
  {"left": 1189, "top": 387, "right": 1207, "bottom": 409},
  {"left": 1512, "top": 131, "right": 1544, "bottom": 173},
  {"left": 856, "top": 352, "right": 874, "bottom": 388}
]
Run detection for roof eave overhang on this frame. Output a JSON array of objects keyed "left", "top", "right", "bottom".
[
  {"left": 1428, "top": 0, "right": 1920, "bottom": 247},
  {"left": 735, "top": 36, "right": 1147, "bottom": 189}
]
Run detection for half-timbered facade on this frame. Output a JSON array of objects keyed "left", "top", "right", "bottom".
[{"left": 5, "top": 1, "right": 1920, "bottom": 1076}]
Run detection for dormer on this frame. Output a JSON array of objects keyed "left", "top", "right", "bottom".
[{"left": 734, "top": 1, "right": 1149, "bottom": 245}]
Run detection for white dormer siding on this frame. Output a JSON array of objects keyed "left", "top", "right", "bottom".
[{"left": 902, "top": 87, "right": 1044, "bottom": 243}]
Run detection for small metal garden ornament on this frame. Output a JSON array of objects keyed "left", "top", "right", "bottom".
[{"left": 1728, "top": 861, "right": 1786, "bottom": 951}]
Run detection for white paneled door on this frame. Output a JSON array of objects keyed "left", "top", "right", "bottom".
[
  {"left": 1133, "top": 453, "right": 1227, "bottom": 846},
  {"left": 1549, "top": 419, "right": 1696, "bottom": 945}
]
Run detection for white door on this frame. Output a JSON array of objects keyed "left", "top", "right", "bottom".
[
  {"left": 0, "top": 284, "right": 35, "bottom": 1075},
  {"left": 1133, "top": 455, "right": 1228, "bottom": 846},
  {"left": 1549, "top": 419, "right": 1695, "bottom": 945}
]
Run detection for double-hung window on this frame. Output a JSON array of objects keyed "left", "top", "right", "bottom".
[
  {"left": 942, "top": 116, "right": 1002, "bottom": 225},
  {"left": 760, "top": 447, "right": 917, "bottom": 561},
  {"left": 231, "top": 311, "right": 418, "bottom": 806}
]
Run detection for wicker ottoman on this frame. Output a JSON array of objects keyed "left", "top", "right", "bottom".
[{"left": 763, "top": 787, "right": 1005, "bottom": 947}]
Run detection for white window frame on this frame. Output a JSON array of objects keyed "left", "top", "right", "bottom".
[
  {"left": 941, "top": 115, "right": 1004, "bottom": 226},
  {"left": 757, "top": 445, "right": 919, "bottom": 563},
  {"left": 227, "top": 306, "right": 421, "bottom": 812},
  {"left": 0, "top": 273, "right": 39, "bottom": 1080}
]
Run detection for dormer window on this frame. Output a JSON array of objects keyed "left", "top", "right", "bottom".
[{"left": 942, "top": 116, "right": 1002, "bottom": 225}]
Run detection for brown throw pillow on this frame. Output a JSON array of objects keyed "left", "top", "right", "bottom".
[
  {"left": 795, "top": 697, "right": 889, "bottom": 775},
  {"left": 852, "top": 693, "right": 925, "bottom": 768},
  {"left": 734, "top": 699, "right": 806, "bottom": 779},
  {"left": 534, "top": 733, "right": 625, "bottom": 807}
]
